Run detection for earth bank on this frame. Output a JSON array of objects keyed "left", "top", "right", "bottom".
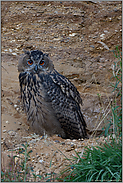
[{"left": 1, "top": 1, "right": 122, "bottom": 180}]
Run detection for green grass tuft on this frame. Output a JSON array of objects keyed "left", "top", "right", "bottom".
[{"left": 57, "top": 138, "right": 122, "bottom": 182}]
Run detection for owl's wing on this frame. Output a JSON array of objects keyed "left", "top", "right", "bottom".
[{"left": 50, "top": 69, "right": 82, "bottom": 105}]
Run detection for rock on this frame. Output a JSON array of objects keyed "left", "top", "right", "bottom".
[
  {"left": 60, "top": 142, "right": 65, "bottom": 145},
  {"left": 9, "top": 49, "right": 12, "bottom": 52},
  {"left": 71, "top": 144, "right": 75, "bottom": 149},
  {"left": 18, "top": 122, "right": 22, "bottom": 125},
  {"left": 90, "top": 45, "right": 95, "bottom": 48},
  {"left": 100, "top": 34, "right": 105, "bottom": 40},
  {"left": 8, "top": 130, "right": 16, "bottom": 136},
  {"left": 40, "top": 153, "right": 44, "bottom": 156},
  {"left": 97, "top": 41, "right": 109, "bottom": 50},
  {"left": 54, "top": 140, "right": 60, "bottom": 143},
  {"left": 39, "top": 159, "right": 44, "bottom": 163},
  {"left": 69, "top": 33, "right": 77, "bottom": 37},
  {"left": 99, "top": 58, "right": 105, "bottom": 63},
  {"left": 3, "top": 130, "right": 7, "bottom": 133},
  {"left": 12, "top": 53, "right": 17, "bottom": 56},
  {"left": 104, "top": 30, "right": 109, "bottom": 33},
  {"left": 65, "top": 146, "right": 74, "bottom": 152}
]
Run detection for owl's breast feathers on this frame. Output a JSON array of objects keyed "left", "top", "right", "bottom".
[
  {"left": 19, "top": 69, "right": 87, "bottom": 139},
  {"left": 19, "top": 70, "right": 82, "bottom": 105}
]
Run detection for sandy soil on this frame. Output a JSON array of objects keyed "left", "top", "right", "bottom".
[{"left": 1, "top": 1, "right": 122, "bottom": 181}]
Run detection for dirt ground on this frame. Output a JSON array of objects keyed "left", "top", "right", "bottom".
[{"left": 1, "top": 1, "right": 122, "bottom": 180}]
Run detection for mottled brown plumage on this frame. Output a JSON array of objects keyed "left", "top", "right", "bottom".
[{"left": 18, "top": 50, "right": 88, "bottom": 139}]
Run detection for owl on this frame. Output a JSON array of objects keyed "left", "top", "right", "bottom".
[{"left": 18, "top": 50, "right": 88, "bottom": 139}]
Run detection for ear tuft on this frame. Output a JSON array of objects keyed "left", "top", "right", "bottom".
[
  {"left": 23, "top": 49, "right": 30, "bottom": 55},
  {"left": 44, "top": 53, "right": 49, "bottom": 57}
]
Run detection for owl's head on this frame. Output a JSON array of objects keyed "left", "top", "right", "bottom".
[{"left": 18, "top": 50, "right": 54, "bottom": 74}]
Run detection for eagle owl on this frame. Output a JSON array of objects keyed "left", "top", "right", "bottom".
[{"left": 18, "top": 50, "right": 88, "bottom": 139}]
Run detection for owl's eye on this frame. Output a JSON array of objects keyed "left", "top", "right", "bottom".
[
  {"left": 27, "top": 59, "right": 33, "bottom": 66},
  {"left": 39, "top": 60, "right": 45, "bottom": 66}
]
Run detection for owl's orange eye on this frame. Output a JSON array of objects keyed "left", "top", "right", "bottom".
[
  {"left": 27, "top": 60, "right": 33, "bottom": 65},
  {"left": 39, "top": 60, "right": 45, "bottom": 66}
]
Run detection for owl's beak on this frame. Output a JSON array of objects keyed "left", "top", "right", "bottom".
[{"left": 34, "top": 65, "right": 38, "bottom": 72}]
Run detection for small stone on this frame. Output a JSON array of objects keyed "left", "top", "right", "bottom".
[
  {"left": 14, "top": 104, "right": 17, "bottom": 108},
  {"left": 93, "top": 36, "right": 98, "bottom": 39},
  {"left": 36, "top": 170, "right": 39, "bottom": 175},
  {"left": 17, "top": 99, "right": 21, "bottom": 103},
  {"left": 65, "top": 146, "right": 73, "bottom": 152},
  {"left": 9, "top": 49, "right": 12, "bottom": 52},
  {"left": 109, "top": 17, "right": 112, "bottom": 21},
  {"left": 60, "top": 142, "right": 65, "bottom": 145},
  {"left": 65, "top": 139, "right": 71, "bottom": 142},
  {"left": 114, "top": 8, "right": 118, "bottom": 12},
  {"left": 40, "top": 153, "right": 44, "bottom": 156},
  {"left": 104, "top": 30, "right": 108, "bottom": 33},
  {"left": 90, "top": 45, "right": 95, "bottom": 48},
  {"left": 18, "top": 122, "right": 22, "bottom": 125},
  {"left": 100, "top": 34, "right": 105, "bottom": 39},
  {"left": 69, "top": 33, "right": 77, "bottom": 37},
  {"left": 71, "top": 144, "right": 75, "bottom": 149},
  {"left": 6, "top": 121, "right": 9, "bottom": 124},
  {"left": 54, "top": 140, "right": 60, "bottom": 143},
  {"left": 77, "top": 145, "right": 83, "bottom": 148},
  {"left": 36, "top": 155, "right": 40, "bottom": 159},
  {"left": 45, "top": 153, "right": 49, "bottom": 158},
  {"left": 3, "top": 130, "right": 7, "bottom": 133},
  {"left": 9, "top": 101, "right": 13, "bottom": 105},
  {"left": 8, "top": 131, "right": 16, "bottom": 136},
  {"left": 72, "top": 139, "right": 76, "bottom": 142},
  {"left": 75, "top": 148, "right": 79, "bottom": 151},
  {"left": 39, "top": 159, "right": 44, "bottom": 163},
  {"left": 12, "top": 53, "right": 17, "bottom": 56},
  {"left": 15, "top": 157, "right": 20, "bottom": 164}
]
